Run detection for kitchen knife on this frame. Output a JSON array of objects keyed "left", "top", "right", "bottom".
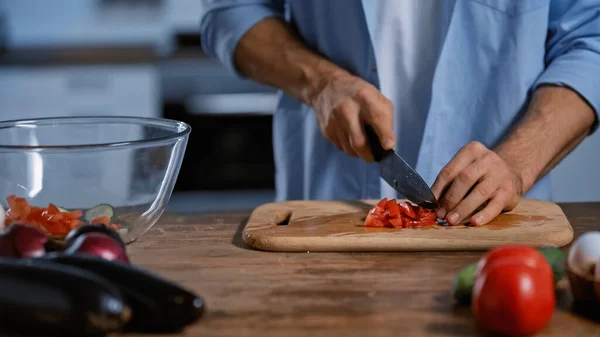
[{"left": 364, "top": 124, "right": 439, "bottom": 209}]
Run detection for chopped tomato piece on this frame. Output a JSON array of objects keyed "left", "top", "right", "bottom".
[
  {"left": 365, "top": 212, "right": 387, "bottom": 228},
  {"left": 62, "top": 210, "right": 83, "bottom": 220},
  {"left": 398, "top": 201, "right": 417, "bottom": 219},
  {"left": 369, "top": 203, "right": 386, "bottom": 218},
  {"left": 376, "top": 198, "right": 388, "bottom": 209},
  {"left": 91, "top": 216, "right": 112, "bottom": 226},
  {"left": 47, "top": 203, "right": 61, "bottom": 215},
  {"left": 7, "top": 195, "right": 32, "bottom": 220},
  {"left": 364, "top": 198, "right": 438, "bottom": 229},
  {"left": 388, "top": 217, "right": 403, "bottom": 228},
  {"left": 386, "top": 199, "right": 401, "bottom": 217},
  {"left": 70, "top": 219, "right": 83, "bottom": 228},
  {"left": 3, "top": 195, "right": 120, "bottom": 238}
]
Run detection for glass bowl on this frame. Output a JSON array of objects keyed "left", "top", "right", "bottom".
[{"left": 0, "top": 116, "right": 190, "bottom": 244}]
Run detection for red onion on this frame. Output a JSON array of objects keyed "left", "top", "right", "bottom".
[
  {"left": 64, "top": 233, "right": 129, "bottom": 263},
  {"left": 0, "top": 224, "right": 49, "bottom": 258},
  {"left": 64, "top": 223, "right": 125, "bottom": 249}
]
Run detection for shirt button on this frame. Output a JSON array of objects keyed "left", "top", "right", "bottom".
[{"left": 371, "top": 64, "right": 377, "bottom": 72}]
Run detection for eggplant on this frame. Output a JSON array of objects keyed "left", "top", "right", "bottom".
[
  {"left": 42, "top": 253, "right": 205, "bottom": 333},
  {"left": 0, "top": 258, "right": 130, "bottom": 336}
]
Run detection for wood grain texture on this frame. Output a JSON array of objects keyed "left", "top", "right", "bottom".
[
  {"left": 112, "top": 203, "right": 600, "bottom": 337},
  {"left": 243, "top": 199, "right": 574, "bottom": 252}
]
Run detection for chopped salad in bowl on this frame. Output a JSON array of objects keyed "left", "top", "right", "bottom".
[
  {"left": 0, "top": 116, "right": 190, "bottom": 244},
  {"left": 2, "top": 195, "right": 122, "bottom": 239}
]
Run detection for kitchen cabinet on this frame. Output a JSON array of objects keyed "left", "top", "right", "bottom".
[
  {"left": 0, "top": 65, "right": 159, "bottom": 121},
  {"left": 0, "top": 65, "right": 158, "bottom": 207}
]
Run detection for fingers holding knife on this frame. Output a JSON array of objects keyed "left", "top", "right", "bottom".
[{"left": 431, "top": 141, "right": 524, "bottom": 226}]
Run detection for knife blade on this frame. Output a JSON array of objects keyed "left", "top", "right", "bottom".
[{"left": 364, "top": 124, "right": 439, "bottom": 209}]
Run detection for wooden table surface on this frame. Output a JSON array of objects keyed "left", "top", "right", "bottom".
[{"left": 123, "top": 202, "right": 600, "bottom": 337}]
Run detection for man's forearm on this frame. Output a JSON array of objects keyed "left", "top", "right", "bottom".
[
  {"left": 233, "top": 17, "right": 348, "bottom": 105},
  {"left": 495, "top": 85, "right": 597, "bottom": 192}
]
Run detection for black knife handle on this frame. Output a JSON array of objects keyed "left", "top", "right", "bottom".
[{"left": 364, "top": 124, "right": 390, "bottom": 162}]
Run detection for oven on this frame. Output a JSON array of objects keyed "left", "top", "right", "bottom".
[{"left": 160, "top": 50, "right": 279, "bottom": 211}]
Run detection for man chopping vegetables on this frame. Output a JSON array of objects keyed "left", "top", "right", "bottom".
[{"left": 199, "top": 0, "right": 600, "bottom": 226}]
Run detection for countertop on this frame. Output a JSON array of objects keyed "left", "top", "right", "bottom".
[
  {"left": 124, "top": 202, "right": 600, "bottom": 337},
  {"left": 0, "top": 44, "right": 216, "bottom": 67}
]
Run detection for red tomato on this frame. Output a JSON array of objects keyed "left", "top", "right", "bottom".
[
  {"left": 472, "top": 260, "right": 555, "bottom": 336},
  {"left": 472, "top": 245, "right": 555, "bottom": 336},
  {"left": 476, "top": 245, "right": 549, "bottom": 277}
]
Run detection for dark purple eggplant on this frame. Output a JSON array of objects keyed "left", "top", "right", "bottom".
[
  {"left": 43, "top": 253, "right": 204, "bottom": 333},
  {"left": 0, "top": 257, "right": 130, "bottom": 336}
]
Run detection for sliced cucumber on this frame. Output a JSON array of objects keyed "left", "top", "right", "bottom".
[
  {"left": 85, "top": 204, "right": 115, "bottom": 222},
  {"left": 57, "top": 206, "right": 70, "bottom": 213}
]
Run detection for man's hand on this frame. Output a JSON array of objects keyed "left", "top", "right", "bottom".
[
  {"left": 431, "top": 85, "right": 596, "bottom": 226},
  {"left": 431, "top": 141, "right": 524, "bottom": 226},
  {"left": 232, "top": 18, "right": 395, "bottom": 162},
  {"left": 310, "top": 74, "right": 395, "bottom": 161}
]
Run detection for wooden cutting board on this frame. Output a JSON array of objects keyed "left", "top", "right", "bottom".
[{"left": 242, "top": 199, "right": 574, "bottom": 252}]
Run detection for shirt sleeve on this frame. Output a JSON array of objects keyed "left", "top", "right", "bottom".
[
  {"left": 199, "top": 0, "right": 285, "bottom": 77},
  {"left": 533, "top": 0, "right": 600, "bottom": 133}
]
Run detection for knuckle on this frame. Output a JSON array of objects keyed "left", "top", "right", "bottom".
[
  {"left": 482, "top": 151, "right": 500, "bottom": 165},
  {"left": 355, "top": 87, "right": 371, "bottom": 103},
  {"left": 458, "top": 170, "right": 475, "bottom": 183},
  {"left": 367, "top": 107, "right": 386, "bottom": 123},
  {"left": 440, "top": 166, "right": 454, "bottom": 180},
  {"left": 385, "top": 98, "right": 393, "bottom": 108},
  {"left": 369, "top": 113, "right": 384, "bottom": 124},
  {"left": 336, "top": 100, "right": 355, "bottom": 118},
  {"left": 501, "top": 181, "right": 516, "bottom": 195},
  {"left": 468, "top": 141, "right": 487, "bottom": 154},
  {"left": 351, "top": 136, "right": 367, "bottom": 150},
  {"left": 443, "top": 193, "right": 458, "bottom": 206},
  {"left": 475, "top": 183, "right": 493, "bottom": 199}
]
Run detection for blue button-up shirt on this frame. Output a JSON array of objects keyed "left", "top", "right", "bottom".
[{"left": 199, "top": 0, "right": 600, "bottom": 202}]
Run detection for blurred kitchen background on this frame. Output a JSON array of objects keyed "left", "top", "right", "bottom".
[{"left": 0, "top": 0, "right": 599, "bottom": 213}]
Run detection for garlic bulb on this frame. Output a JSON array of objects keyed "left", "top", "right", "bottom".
[{"left": 567, "top": 231, "right": 600, "bottom": 277}]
